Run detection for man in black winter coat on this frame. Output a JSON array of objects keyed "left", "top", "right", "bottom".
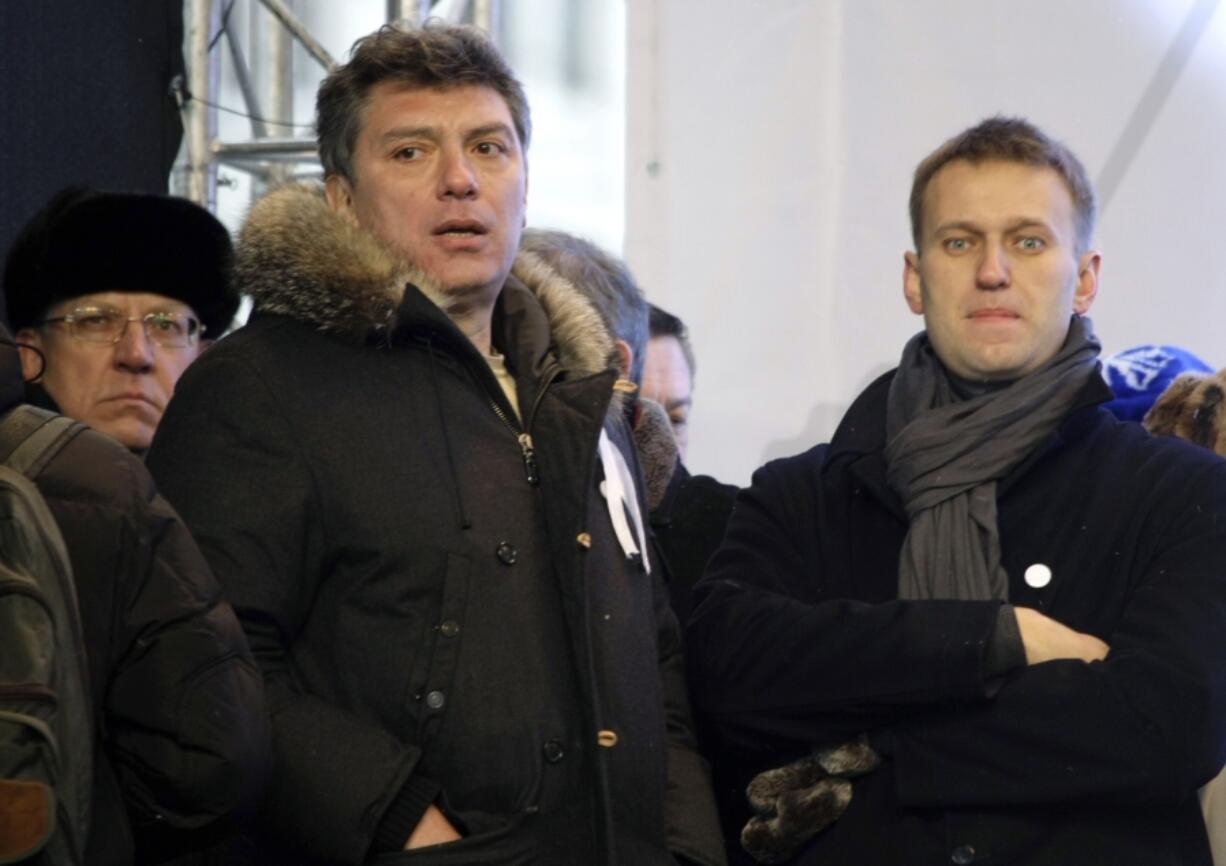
[
  {"left": 641, "top": 305, "right": 738, "bottom": 627},
  {"left": 0, "top": 324, "right": 267, "bottom": 865},
  {"left": 515, "top": 230, "right": 738, "bottom": 630},
  {"left": 688, "top": 117, "right": 1226, "bottom": 865},
  {"left": 147, "top": 23, "right": 723, "bottom": 866},
  {"left": 4, "top": 187, "right": 238, "bottom": 456}
]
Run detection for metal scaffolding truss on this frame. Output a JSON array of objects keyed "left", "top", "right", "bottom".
[{"left": 181, "top": 0, "right": 502, "bottom": 210}]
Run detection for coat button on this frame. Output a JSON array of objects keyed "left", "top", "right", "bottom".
[
  {"left": 439, "top": 620, "right": 460, "bottom": 638},
  {"left": 576, "top": 532, "right": 592, "bottom": 549},
  {"left": 1024, "top": 563, "right": 1052, "bottom": 588},
  {"left": 951, "top": 845, "right": 976, "bottom": 865},
  {"left": 542, "top": 739, "right": 565, "bottom": 763},
  {"left": 596, "top": 729, "right": 619, "bottom": 748},
  {"left": 425, "top": 690, "right": 446, "bottom": 710},
  {"left": 496, "top": 541, "right": 518, "bottom": 565}
]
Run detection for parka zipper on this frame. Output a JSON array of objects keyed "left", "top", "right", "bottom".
[
  {"left": 486, "top": 395, "right": 539, "bottom": 486},
  {"left": 482, "top": 360, "right": 562, "bottom": 487}
]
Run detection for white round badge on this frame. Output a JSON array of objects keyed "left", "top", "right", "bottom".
[{"left": 1024, "top": 563, "right": 1053, "bottom": 589}]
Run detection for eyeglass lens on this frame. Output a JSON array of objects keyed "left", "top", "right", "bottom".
[{"left": 67, "top": 306, "right": 201, "bottom": 347}]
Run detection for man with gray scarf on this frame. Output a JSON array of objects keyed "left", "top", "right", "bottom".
[{"left": 687, "top": 117, "right": 1226, "bottom": 866}]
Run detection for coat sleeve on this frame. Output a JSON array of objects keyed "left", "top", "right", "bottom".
[
  {"left": 686, "top": 451, "right": 1007, "bottom": 752},
  {"left": 147, "top": 350, "right": 434, "bottom": 864},
  {"left": 879, "top": 460, "right": 1226, "bottom": 808},
  {"left": 49, "top": 430, "right": 270, "bottom": 858},
  {"left": 654, "top": 549, "right": 727, "bottom": 866},
  {"left": 615, "top": 416, "right": 726, "bottom": 866}
]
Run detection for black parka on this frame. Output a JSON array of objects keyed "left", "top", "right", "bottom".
[
  {"left": 689, "top": 370, "right": 1226, "bottom": 866},
  {"left": 146, "top": 185, "right": 723, "bottom": 866},
  {"left": 0, "top": 336, "right": 268, "bottom": 866}
]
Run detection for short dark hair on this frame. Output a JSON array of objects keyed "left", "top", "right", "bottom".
[
  {"left": 648, "top": 304, "right": 696, "bottom": 382},
  {"left": 519, "top": 229, "right": 648, "bottom": 384},
  {"left": 909, "top": 116, "right": 1097, "bottom": 255},
  {"left": 317, "top": 22, "right": 531, "bottom": 183}
]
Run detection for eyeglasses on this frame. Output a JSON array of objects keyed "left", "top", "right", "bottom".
[{"left": 40, "top": 305, "right": 205, "bottom": 348}]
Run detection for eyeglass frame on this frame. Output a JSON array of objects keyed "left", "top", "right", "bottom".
[{"left": 39, "top": 304, "right": 206, "bottom": 349}]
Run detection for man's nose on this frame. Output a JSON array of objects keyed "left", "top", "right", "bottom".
[
  {"left": 976, "top": 242, "right": 1011, "bottom": 289},
  {"left": 438, "top": 149, "right": 479, "bottom": 199},
  {"left": 114, "top": 319, "right": 155, "bottom": 371}
]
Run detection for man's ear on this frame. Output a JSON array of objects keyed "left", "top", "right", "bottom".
[
  {"left": 903, "top": 251, "right": 924, "bottom": 315},
  {"left": 14, "top": 328, "right": 44, "bottom": 381},
  {"left": 1073, "top": 250, "right": 1101, "bottom": 315},
  {"left": 613, "top": 338, "right": 634, "bottom": 379},
  {"left": 324, "top": 174, "right": 357, "bottom": 224}
]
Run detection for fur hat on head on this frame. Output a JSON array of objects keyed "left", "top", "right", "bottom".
[
  {"left": 1143, "top": 368, "right": 1226, "bottom": 456},
  {"left": 3, "top": 186, "right": 239, "bottom": 338}
]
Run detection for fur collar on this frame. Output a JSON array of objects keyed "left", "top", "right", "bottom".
[
  {"left": 235, "top": 183, "right": 614, "bottom": 379},
  {"left": 633, "top": 397, "right": 680, "bottom": 510},
  {"left": 509, "top": 249, "right": 614, "bottom": 379},
  {"left": 1144, "top": 368, "right": 1226, "bottom": 455}
]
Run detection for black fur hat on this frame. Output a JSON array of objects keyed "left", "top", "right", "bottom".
[{"left": 3, "top": 186, "right": 238, "bottom": 338}]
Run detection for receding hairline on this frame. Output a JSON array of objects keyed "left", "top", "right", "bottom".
[
  {"left": 908, "top": 117, "right": 1097, "bottom": 256},
  {"left": 316, "top": 23, "right": 533, "bottom": 185},
  {"left": 918, "top": 159, "right": 1083, "bottom": 247}
]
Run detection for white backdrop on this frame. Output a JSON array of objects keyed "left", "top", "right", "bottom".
[{"left": 625, "top": 0, "right": 1226, "bottom": 485}]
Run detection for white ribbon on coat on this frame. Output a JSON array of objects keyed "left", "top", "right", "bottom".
[{"left": 597, "top": 429, "right": 651, "bottom": 574}]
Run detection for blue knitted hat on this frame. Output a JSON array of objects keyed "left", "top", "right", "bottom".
[{"left": 1101, "top": 345, "right": 1213, "bottom": 422}]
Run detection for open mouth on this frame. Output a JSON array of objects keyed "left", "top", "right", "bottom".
[{"left": 433, "top": 220, "right": 487, "bottom": 238}]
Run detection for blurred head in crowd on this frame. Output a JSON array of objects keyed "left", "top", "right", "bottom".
[
  {"left": 4, "top": 186, "right": 238, "bottom": 453},
  {"left": 1101, "top": 345, "right": 1212, "bottom": 423},
  {"left": 318, "top": 23, "right": 531, "bottom": 312},
  {"left": 644, "top": 305, "right": 696, "bottom": 459},
  {"left": 517, "top": 228, "right": 648, "bottom": 384}
]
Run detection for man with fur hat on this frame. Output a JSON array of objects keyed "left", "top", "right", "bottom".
[
  {"left": 0, "top": 317, "right": 267, "bottom": 865},
  {"left": 146, "top": 22, "right": 723, "bottom": 866},
  {"left": 4, "top": 186, "right": 238, "bottom": 454},
  {"left": 688, "top": 117, "right": 1226, "bottom": 865}
]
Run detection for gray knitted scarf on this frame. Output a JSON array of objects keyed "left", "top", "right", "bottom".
[{"left": 884, "top": 315, "right": 1101, "bottom": 601}]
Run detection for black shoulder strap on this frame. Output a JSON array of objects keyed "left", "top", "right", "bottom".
[{"left": 0, "top": 405, "right": 87, "bottom": 478}]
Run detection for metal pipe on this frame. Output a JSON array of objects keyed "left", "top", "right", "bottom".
[
  {"left": 473, "top": 0, "right": 499, "bottom": 37},
  {"left": 264, "top": 0, "right": 294, "bottom": 185},
  {"left": 205, "top": 0, "right": 222, "bottom": 211},
  {"left": 223, "top": 21, "right": 267, "bottom": 138},
  {"left": 388, "top": 0, "right": 427, "bottom": 26},
  {"left": 216, "top": 137, "right": 318, "bottom": 157},
  {"left": 267, "top": 1, "right": 292, "bottom": 128},
  {"left": 186, "top": 0, "right": 213, "bottom": 205},
  {"left": 255, "top": 0, "right": 337, "bottom": 70},
  {"left": 215, "top": 137, "right": 319, "bottom": 172}
]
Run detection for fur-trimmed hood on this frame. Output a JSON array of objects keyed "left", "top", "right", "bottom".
[
  {"left": 1144, "top": 368, "right": 1226, "bottom": 456},
  {"left": 235, "top": 183, "right": 616, "bottom": 380},
  {"left": 633, "top": 397, "right": 681, "bottom": 510}
]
